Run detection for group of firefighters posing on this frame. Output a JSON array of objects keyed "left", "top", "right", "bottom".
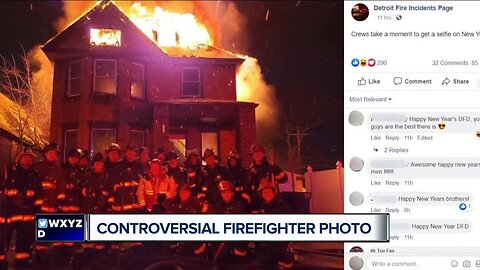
[{"left": 1, "top": 142, "right": 295, "bottom": 269}]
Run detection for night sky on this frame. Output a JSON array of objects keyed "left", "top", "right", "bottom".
[{"left": 0, "top": 1, "right": 343, "bottom": 171}]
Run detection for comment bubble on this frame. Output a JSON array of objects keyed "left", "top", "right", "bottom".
[
  {"left": 369, "top": 112, "right": 480, "bottom": 134},
  {"left": 393, "top": 77, "right": 403, "bottom": 85},
  {"left": 369, "top": 157, "right": 480, "bottom": 178},
  {"left": 391, "top": 219, "right": 471, "bottom": 233},
  {"left": 370, "top": 192, "right": 472, "bottom": 206}
]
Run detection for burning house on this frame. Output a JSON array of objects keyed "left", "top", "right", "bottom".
[{"left": 41, "top": 1, "right": 258, "bottom": 164}]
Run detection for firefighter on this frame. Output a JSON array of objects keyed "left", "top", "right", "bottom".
[
  {"left": 170, "top": 184, "right": 208, "bottom": 258},
  {"left": 226, "top": 150, "right": 247, "bottom": 190},
  {"left": 184, "top": 149, "right": 202, "bottom": 195},
  {"left": 78, "top": 149, "right": 90, "bottom": 168},
  {"left": 105, "top": 143, "right": 133, "bottom": 214},
  {"left": 5, "top": 148, "right": 41, "bottom": 267},
  {"left": 59, "top": 148, "right": 83, "bottom": 213},
  {"left": 256, "top": 179, "right": 294, "bottom": 269},
  {"left": 165, "top": 151, "right": 187, "bottom": 185},
  {"left": 71, "top": 153, "right": 110, "bottom": 269},
  {"left": 135, "top": 160, "right": 175, "bottom": 256},
  {"left": 215, "top": 180, "right": 247, "bottom": 213},
  {"left": 53, "top": 148, "right": 83, "bottom": 261},
  {"left": 36, "top": 142, "right": 65, "bottom": 213},
  {"left": 137, "top": 159, "right": 176, "bottom": 213},
  {"left": 153, "top": 147, "right": 168, "bottom": 165},
  {"left": 35, "top": 142, "right": 65, "bottom": 259},
  {"left": 247, "top": 143, "right": 288, "bottom": 212},
  {"left": 103, "top": 143, "right": 130, "bottom": 254},
  {"left": 226, "top": 150, "right": 251, "bottom": 205},
  {"left": 120, "top": 145, "right": 142, "bottom": 212},
  {"left": 137, "top": 147, "right": 150, "bottom": 175},
  {"left": 212, "top": 180, "right": 248, "bottom": 264},
  {"left": 78, "top": 149, "right": 90, "bottom": 181},
  {"left": 82, "top": 153, "right": 109, "bottom": 214},
  {"left": 200, "top": 149, "right": 231, "bottom": 205},
  {"left": 168, "top": 183, "right": 206, "bottom": 214}
]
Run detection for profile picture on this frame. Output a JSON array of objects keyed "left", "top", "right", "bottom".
[
  {"left": 350, "top": 246, "right": 364, "bottom": 253},
  {"left": 349, "top": 156, "right": 364, "bottom": 172},
  {"left": 352, "top": 3, "right": 369, "bottom": 21},
  {"left": 348, "top": 110, "right": 364, "bottom": 126}
]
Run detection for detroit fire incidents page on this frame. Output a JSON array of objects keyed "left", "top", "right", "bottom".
[{"left": 345, "top": 1, "right": 480, "bottom": 269}]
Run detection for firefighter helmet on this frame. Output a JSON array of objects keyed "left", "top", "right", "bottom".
[
  {"left": 186, "top": 149, "right": 200, "bottom": 159},
  {"left": 43, "top": 142, "right": 61, "bottom": 153},
  {"left": 16, "top": 147, "right": 36, "bottom": 163},
  {"left": 125, "top": 144, "right": 138, "bottom": 152},
  {"left": 218, "top": 180, "right": 235, "bottom": 193},
  {"left": 67, "top": 148, "right": 83, "bottom": 158},
  {"left": 202, "top": 148, "right": 217, "bottom": 160},
  {"left": 150, "top": 158, "right": 165, "bottom": 167},
  {"left": 228, "top": 150, "right": 242, "bottom": 161},
  {"left": 249, "top": 143, "right": 265, "bottom": 155},
  {"left": 166, "top": 151, "right": 180, "bottom": 162},
  {"left": 91, "top": 152, "right": 104, "bottom": 163},
  {"left": 79, "top": 149, "right": 91, "bottom": 160},
  {"left": 258, "top": 178, "right": 277, "bottom": 194},
  {"left": 154, "top": 147, "right": 167, "bottom": 159},
  {"left": 105, "top": 143, "right": 122, "bottom": 154}
]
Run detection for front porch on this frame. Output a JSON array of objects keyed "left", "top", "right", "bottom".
[{"left": 152, "top": 99, "right": 257, "bottom": 165}]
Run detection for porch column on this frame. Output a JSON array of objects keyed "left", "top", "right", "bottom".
[{"left": 237, "top": 104, "right": 257, "bottom": 165}]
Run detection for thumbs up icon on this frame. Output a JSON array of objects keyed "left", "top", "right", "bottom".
[{"left": 358, "top": 77, "right": 366, "bottom": 86}]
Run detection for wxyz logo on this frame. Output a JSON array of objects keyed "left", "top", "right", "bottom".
[{"left": 48, "top": 219, "right": 83, "bottom": 228}]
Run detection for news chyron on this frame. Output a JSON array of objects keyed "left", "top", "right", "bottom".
[
  {"left": 36, "top": 214, "right": 86, "bottom": 242},
  {"left": 36, "top": 213, "right": 389, "bottom": 242}
]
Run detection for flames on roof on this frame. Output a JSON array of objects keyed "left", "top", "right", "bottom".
[{"left": 42, "top": 0, "right": 279, "bottom": 142}]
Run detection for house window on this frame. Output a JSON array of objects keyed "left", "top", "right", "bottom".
[
  {"left": 91, "top": 128, "right": 116, "bottom": 154},
  {"left": 64, "top": 129, "right": 78, "bottom": 161},
  {"left": 201, "top": 132, "right": 218, "bottom": 164},
  {"left": 130, "top": 130, "right": 145, "bottom": 148},
  {"left": 67, "top": 61, "right": 81, "bottom": 96},
  {"left": 94, "top": 59, "right": 117, "bottom": 95},
  {"left": 131, "top": 63, "right": 145, "bottom": 99},
  {"left": 182, "top": 67, "right": 201, "bottom": 97},
  {"left": 90, "top": 28, "right": 121, "bottom": 47}
]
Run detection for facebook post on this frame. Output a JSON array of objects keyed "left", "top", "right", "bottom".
[
  {"left": 346, "top": 1, "right": 480, "bottom": 269},
  {"left": 0, "top": 1, "right": 350, "bottom": 270}
]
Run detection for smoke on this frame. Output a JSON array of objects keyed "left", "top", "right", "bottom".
[
  {"left": 236, "top": 57, "right": 280, "bottom": 143},
  {"left": 21, "top": 1, "right": 95, "bottom": 139},
  {"left": 187, "top": 1, "right": 280, "bottom": 143},
  {"left": 54, "top": 1, "right": 95, "bottom": 33},
  {"left": 27, "top": 46, "right": 53, "bottom": 137},
  {"left": 43, "top": 1, "right": 280, "bottom": 143}
]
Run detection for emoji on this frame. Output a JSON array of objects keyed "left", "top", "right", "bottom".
[
  {"left": 351, "top": 58, "right": 360, "bottom": 67},
  {"left": 368, "top": 58, "right": 376, "bottom": 67},
  {"left": 476, "top": 130, "right": 480, "bottom": 138},
  {"left": 438, "top": 122, "right": 446, "bottom": 130},
  {"left": 360, "top": 58, "right": 367, "bottom": 67}
]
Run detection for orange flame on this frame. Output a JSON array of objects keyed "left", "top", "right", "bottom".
[
  {"left": 124, "top": 2, "right": 212, "bottom": 49},
  {"left": 236, "top": 57, "right": 280, "bottom": 141},
  {"left": 90, "top": 28, "right": 122, "bottom": 47}
]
